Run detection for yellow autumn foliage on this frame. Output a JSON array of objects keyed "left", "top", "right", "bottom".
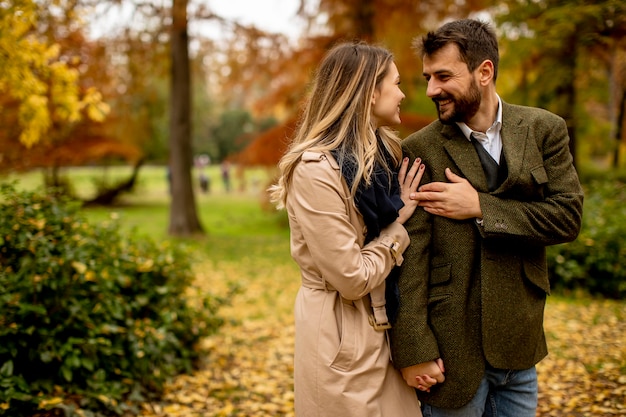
[{"left": 0, "top": 0, "right": 109, "bottom": 148}]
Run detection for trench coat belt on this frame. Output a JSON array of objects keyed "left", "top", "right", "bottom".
[
  {"left": 301, "top": 278, "right": 391, "bottom": 331},
  {"left": 365, "top": 287, "right": 392, "bottom": 331}
]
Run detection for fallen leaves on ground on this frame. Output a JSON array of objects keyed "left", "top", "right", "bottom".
[
  {"left": 537, "top": 299, "right": 626, "bottom": 416},
  {"left": 138, "top": 258, "right": 298, "bottom": 417},
  {"left": 140, "top": 320, "right": 295, "bottom": 417},
  {"left": 138, "top": 258, "right": 625, "bottom": 416}
]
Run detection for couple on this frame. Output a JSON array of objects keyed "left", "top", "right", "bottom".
[{"left": 269, "top": 19, "right": 584, "bottom": 417}]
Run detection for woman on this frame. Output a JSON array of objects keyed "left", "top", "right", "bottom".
[{"left": 269, "top": 42, "right": 425, "bottom": 416}]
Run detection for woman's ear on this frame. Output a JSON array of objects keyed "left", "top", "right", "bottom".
[{"left": 371, "top": 89, "right": 380, "bottom": 106}]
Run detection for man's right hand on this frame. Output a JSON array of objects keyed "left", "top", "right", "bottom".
[{"left": 401, "top": 359, "right": 445, "bottom": 392}]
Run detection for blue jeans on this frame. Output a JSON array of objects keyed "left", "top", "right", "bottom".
[{"left": 421, "top": 365, "right": 538, "bottom": 417}]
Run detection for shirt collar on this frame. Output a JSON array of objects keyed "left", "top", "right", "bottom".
[{"left": 457, "top": 95, "right": 503, "bottom": 141}]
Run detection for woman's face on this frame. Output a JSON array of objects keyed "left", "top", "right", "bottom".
[{"left": 371, "top": 62, "right": 405, "bottom": 128}]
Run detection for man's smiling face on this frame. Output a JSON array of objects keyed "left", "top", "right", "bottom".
[{"left": 422, "top": 43, "right": 482, "bottom": 125}]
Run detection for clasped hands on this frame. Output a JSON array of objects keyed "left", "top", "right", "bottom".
[{"left": 401, "top": 359, "right": 446, "bottom": 392}]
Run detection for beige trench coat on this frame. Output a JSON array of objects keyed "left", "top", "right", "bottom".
[{"left": 286, "top": 151, "right": 422, "bottom": 417}]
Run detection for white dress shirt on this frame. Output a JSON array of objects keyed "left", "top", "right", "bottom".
[{"left": 456, "top": 95, "right": 503, "bottom": 164}]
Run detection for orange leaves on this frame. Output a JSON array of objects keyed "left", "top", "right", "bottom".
[
  {"left": 134, "top": 254, "right": 626, "bottom": 417},
  {"left": 536, "top": 298, "right": 626, "bottom": 416},
  {"left": 140, "top": 320, "right": 296, "bottom": 417},
  {"left": 133, "top": 257, "right": 299, "bottom": 417},
  {"left": 142, "top": 295, "right": 624, "bottom": 416}
]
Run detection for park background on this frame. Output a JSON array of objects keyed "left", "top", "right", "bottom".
[{"left": 1, "top": 0, "right": 625, "bottom": 416}]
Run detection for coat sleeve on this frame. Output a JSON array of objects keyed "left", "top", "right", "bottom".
[
  {"left": 288, "top": 153, "right": 409, "bottom": 301},
  {"left": 389, "top": 144, "right": 440, "bottom": 369},
  {"left": 479, "top": 112, "right": 583, "bottom": 245}
]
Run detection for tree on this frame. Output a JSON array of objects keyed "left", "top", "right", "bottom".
[
  {"left": 81, "top": 0, "right": 208, "bottom": 232},
  {"left": 0, "top": 0, "right": 108, "bottom": 149},
  {"left": 227, "top": 0, "right": 487, "bottom": 169},
  {"left": 494, "top": 0, "right": 626, "bottom": 168},
  {"left": 168, "top": 0, "right": 203, "bottom": 236},
  {"left": 207, "top": 110, "right": 255, "bottom": 162},
  {"left": 0, "top": 0, "right": 150, "bottom": 204}
]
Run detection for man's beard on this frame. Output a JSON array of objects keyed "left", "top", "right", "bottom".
[{"left": 434, "top": 80, "right": 481, "bottom": 125}]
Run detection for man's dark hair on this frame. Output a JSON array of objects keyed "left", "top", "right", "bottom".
[{"left": 415, "top": 19, "right": 499, "bottom": 82}]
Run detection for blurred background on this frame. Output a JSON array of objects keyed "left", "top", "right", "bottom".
[
  {"left": 1, "top": 2, "right": 625, "bottom": 416},
  {"left": 1, "top": 0, "right": 625, "bottom": 235}
]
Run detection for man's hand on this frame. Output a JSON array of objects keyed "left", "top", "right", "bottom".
[
  {"left": 410, "top": 168, "right": 482, "bottom": 220},
  {"left": 401, "top": 359, "right": 445, "bottom": 392}
]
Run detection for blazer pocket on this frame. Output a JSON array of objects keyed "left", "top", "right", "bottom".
[
  {"left": 523, "top": 258, "right": 551, "bottom": 295},
  {"left": 530, "top": 165, "right": 548, "bottom": 185},
  {"left": 430, "top": 263, "right": 452, "bottom": 286},
  {"left": 428, "top": 263, "right": 453, "bottom": 304},
  {"left": 527, "top": 165, "right": 548, "bottom": 199}
]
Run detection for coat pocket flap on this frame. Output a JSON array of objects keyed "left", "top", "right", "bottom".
[
  {"left": 530, "top": 165, "right": 548, "bottom": 185},
  {"left": 430, "top": 263, "right": 452, "bottom": 286},
  {"left": 523, "top": 258, "right": 551, "bottom": 295}
]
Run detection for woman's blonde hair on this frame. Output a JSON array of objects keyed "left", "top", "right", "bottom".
[{"left": 269, "top": 41, "right": 402, "bottom": 209}]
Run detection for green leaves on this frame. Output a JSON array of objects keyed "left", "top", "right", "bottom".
[
  {"left": 547, "top": 178, "right": 626, "bottom": 298},
  {"left": 0, "top": 361, "right": 13, "bottom": 378},
  {"left": 0, "top": 184, "right": 230, "bottom": 415}
]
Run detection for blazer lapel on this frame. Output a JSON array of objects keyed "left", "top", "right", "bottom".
[
  {"left": 499, "top": 103, "right": 529, "bottom": 192},
  {"left": 440, "top": 124, "right": 491, "bottom": 192}
]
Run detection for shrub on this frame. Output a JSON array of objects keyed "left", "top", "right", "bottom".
[
  {"left": 548, "top": 178, "right": 626, "bottom": 298},
  {"left": 0, "top": 183, "right": 230, "bottom": 416}
]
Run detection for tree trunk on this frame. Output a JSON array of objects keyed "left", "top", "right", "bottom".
[
  {"left": 553, "top": 34, "right": 578, "bottom": 168},
  {"left": 613, "top": 91, "right": 625, "bottom": 168},
  {"left": 352, "top": 0, "right": 375, "bottom": 40},
  {"left": 168, "top": 0, "right": 203, "bottom": 236}
]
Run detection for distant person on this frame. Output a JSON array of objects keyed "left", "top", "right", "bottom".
[
  {"left": 199, "top": 172, "right": 210, "bottom": 193},
  {"left": 389, "top": 19, "right": 584, "bottom": 417},
  {"left": 221, "top": 161, "right": 231, "bottom": 192},
  {"left": 195, "top": 154, "right": 211, "bottom": 194},
  {"left": 269, "top": 41, "right": 429, "bottom": 416},
  {"left": 166, "top": 165, "right": 172, "bottom": 195}
]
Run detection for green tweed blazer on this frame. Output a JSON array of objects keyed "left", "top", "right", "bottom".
[{"left": 389, "top": 102, "right": 584, "bottom": 409}]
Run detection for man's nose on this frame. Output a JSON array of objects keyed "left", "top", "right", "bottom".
[{"left": 426, "top": 79, "right": 440, "bottom": 98}]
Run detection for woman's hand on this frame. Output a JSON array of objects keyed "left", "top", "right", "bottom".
[
  {"left": 396, "top": 157, "right": 425, "bottom": 224},
  {"left": 401, "top": 358, "right": 445, "bottom": 391}
]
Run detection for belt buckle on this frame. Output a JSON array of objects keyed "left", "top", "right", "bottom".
[{"left": 368, "top": 314, "right": 391, "bottom": 331}]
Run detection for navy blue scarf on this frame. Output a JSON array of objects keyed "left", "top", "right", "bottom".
[
  {"left": 331, "top": 143, "right": 404, "bottom": 322},
  {"left": 330, "top": 149, "right": 404, "bottom": 244}
]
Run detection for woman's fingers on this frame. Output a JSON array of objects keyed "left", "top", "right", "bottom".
[
  {"left": 400, "top": 158, "right": 424, "bottom": 190},
  {"left": 398, "top": 157, "right": 410, "bottom": 184},
  {"left": 415, "top": 374, "right": 438, "bottom": 392}
]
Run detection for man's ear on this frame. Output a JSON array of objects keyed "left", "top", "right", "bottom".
[{"left": 477, "top": 60, "right": 495, "bottom": 86}]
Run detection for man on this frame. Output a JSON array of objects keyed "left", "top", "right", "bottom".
[{"left": 389, "top": 19, "right": 584, "bottom": 417}]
